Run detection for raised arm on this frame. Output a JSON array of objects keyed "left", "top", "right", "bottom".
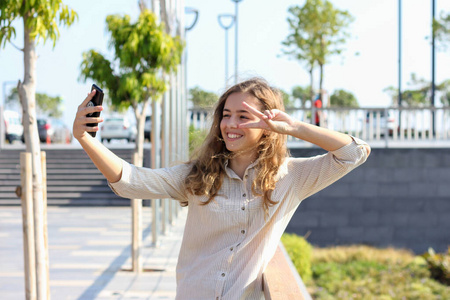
[
  {"left": 73, "top": 89, "right": 123, "bottom": 183},
  {"left": 240, "top": 102, "right": 371, "bottom": 155}
]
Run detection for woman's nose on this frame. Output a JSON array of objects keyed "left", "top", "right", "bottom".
[{"left": 228, "top": 117, "right": 238, "bottom": 128}]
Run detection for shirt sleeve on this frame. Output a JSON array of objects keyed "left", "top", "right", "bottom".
[
  {"left": 290, "top": 136, "right": 368, "bottom": 202},
  {"left": 108, "top": 159, "right": 191, "bottom": 202}
]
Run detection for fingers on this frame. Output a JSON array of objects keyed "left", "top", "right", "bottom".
[
  {"left": 77, "top": 103, "right": 103, "bottom": 119},
  {"left": 238, "top": 120, "right": 267, "bottom": 129},
  {"left": 85, "top": 116, "right": 104, "bottom": 124},
  {"left": 264, "top": 110, "right": 275, "bottom": 120},
  {"left": 80, "top": 88, "right": 96, "bottom": 107},
  {"left": 84, "top": 106, "right": 103, "bottom": 117},
  {"left": 73, "top": 89, "right": 103, "bottom": 140},
  {"left": 242, "top": 102, "right": 267, "bottom": 119},
  {"left": 242, "top": 102, "right": 280, "bottom": 121},
  {"left": 84, "top": 124, "right": 100, "bottom": 133}
]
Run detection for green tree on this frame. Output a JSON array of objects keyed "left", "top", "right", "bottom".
[
  {"left": 434, "top": 12, "right": 450, "bottom": 50},
  {"left": 384, "top": 73, "right": 435, "bottom": 107},
  {"left": 282, "top": 0, "right": 353, "bottom": 103},
  {"left": 80, "top": 9, "right": 183, "bottom": 167},
  {"left": 282, "top": 4, "right": 319, "bottom": 103},
  {"left": 7, "top": 87, "right": 64, "bottom": 118},
  {"left": 0, "top": 1, "right": 77, "bottom": 298},
  {"left": 189, "top": 86, "right": 217, "bottom": 108},
  {"left": 329, "top": 89, "right": 359, "bottom": 107},
  {"left": 292, "top": 85, "right": 312, "bottom": 108},
  {"left": 437, "top": 79, "right": 450, "bottom": 106},
  {"left": 280, "top": 89, "right": 295, "bottom": 108}
]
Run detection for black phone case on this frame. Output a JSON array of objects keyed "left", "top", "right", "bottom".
[{"left": 86, "top": 84, "right": 104, "bottom": 137}]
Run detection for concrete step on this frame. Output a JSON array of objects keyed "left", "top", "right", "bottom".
[
  {"left": 0, "top": 198, "right": 130, "bottom": 206},
  {"left": 0, "top": 174, "right": 107, "bottom": 180},
  {"left": 0, "top": 163, "right": 99, "bottom": 169},
  {"left": 0, "top": 169, "right": 102, "bottom": 174},
  {"left": 0, "top": 148, "right": 138, "bottom": 206},
  {"left": 0, "top": 186, "right": 113, "bottom": 192}
]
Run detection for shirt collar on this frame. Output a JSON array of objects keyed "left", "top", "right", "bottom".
[{"left": 224, "top": 159, "right": 260, "bottom": 179}]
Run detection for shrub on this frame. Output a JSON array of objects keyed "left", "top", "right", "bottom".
[
  {"left": 422, "top": 247, "right": 450, "bottom": 286},
  {"left": 280, "top": 233, "right": 313, "bottom": 282},
  {"left": 311, "top": 260, "right": 450, "bottom": 300},
  {"left": 189, "top": 124, "right": 208, "bottom": 155},
  {"left": 282, "top": 242, "right": 450, "bottom": 299},
  {"left": 311, "top": 245, "right": 415, "bottom": 266},
  {"left": 308, "top": 245, "right": 450, "bottom": 299}
]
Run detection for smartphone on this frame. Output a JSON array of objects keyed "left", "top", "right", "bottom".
[{"left": 86, "top": 84, "right": 104, "bottom": 137}]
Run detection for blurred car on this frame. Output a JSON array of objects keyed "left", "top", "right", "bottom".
[
  {"left": 144, "top": 115, "right": 151, "bottom": 141},
  {"left": 366, "top": 110, "right": 397, "bottom": 136},
  {"left": 37, "top": 118, "right": 73, "bottom": 144},
  {"left": 101, "top": 116, "right": 136, "bottom": 143},
  {"left": 3, "top": 110, "right": 24, "bottom": 143}
]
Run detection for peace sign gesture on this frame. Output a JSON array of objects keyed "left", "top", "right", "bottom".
[{"left": 237, "top": 102, "right": 295, "bottom": 135}]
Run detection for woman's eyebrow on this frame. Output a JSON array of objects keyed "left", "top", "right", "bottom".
[{"left": 223, "top": 108, "right": 250, "bottom": 113}]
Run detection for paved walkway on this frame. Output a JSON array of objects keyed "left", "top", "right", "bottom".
[{"left": 0, "top": 206, "right": 187, "bottom": 300}]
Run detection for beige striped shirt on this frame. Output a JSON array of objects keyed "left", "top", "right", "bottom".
[{"left": 109, "top": 136, "right": 368, "bottom": 299}]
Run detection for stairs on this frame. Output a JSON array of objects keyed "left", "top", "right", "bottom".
[{"left": 0, "top": 148, "right": 142, "bottom": 206}]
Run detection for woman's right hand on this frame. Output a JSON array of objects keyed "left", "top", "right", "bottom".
[{"left": 73, "top": 89, "right": 104, "bottom": 140}]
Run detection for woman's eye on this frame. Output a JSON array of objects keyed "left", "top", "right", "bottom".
[
  {"left": 240, "top": 116, "right": 249, "bottom": 120},
  {"left": 223, "top": 114, "right": 230, "bottom": 118}
]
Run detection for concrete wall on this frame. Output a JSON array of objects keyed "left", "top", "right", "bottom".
[{"left": 286, "top": 147, "right": 450, "bottom": 254}]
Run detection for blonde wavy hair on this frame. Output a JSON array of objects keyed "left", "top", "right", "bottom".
[{"left": 184, "top": 78, "right": 289, "bottom": 214}]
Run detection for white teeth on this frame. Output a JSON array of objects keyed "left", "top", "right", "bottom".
[{"left": 228, "top": 133, "right": 242, "bottom": 139}]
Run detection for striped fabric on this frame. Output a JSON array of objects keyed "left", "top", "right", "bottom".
[{"left": 109, "top": 136, "right": 369, "bottom": 300}]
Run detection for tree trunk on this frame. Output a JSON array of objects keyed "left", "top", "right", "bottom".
[
  {"left": 133, "top": 101, "right": 148, "bottom": 168},
  {"left": 309, "top": 65, "right": 315, "bottom": 125},
  {"left": 160, "top": 0, "right": 171, "bottom": 33},
  {"left": 319, "top": 62, "right": 325, "bottom": 106},
  {"left": 130, "top": 100, "right": 148, "bottom": 273},
  {"left": 18, "top": 15, "right": 48, "bottom": 300},
  {"left": 309, "top": 66, "right": 314, "bottom": 104}
]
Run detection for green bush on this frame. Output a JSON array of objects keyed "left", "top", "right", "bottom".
[
  {"left": 282, "top": 242, "right": 450, "bottom": 299},
  {"left": 280, "top": 233, "right": 313, "bottom": 282},
  {"left": 422, "top": 247, "right": 450, "bottom": 286},
  {"left": 189, "top": 124, "right": 208, "bottom": 155},
  {"left": 311, "top": 245, "right": 415, "bottom": 266},
  {"left": 308, "top": 246, "right": 450, "bottom": 300}
]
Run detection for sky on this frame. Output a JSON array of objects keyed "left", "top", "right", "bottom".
[{"left": 0, "top": 0, "right": 449, "bottom": 129}]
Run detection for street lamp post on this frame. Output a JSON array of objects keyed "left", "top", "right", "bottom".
[
  {"left": 218, "top": 14, "right": 235, "bottom": 87},
  {"left": 398, "top": 0, "right": 403, "bottom": 132},
  {"left": 185, "top": 7, "right": 199, "bottom": 31},
  {"left": 231, "top": 0, "right": 244, "bottom": 84},
  {"left": 431, "top": 0, "right": 436, "bottom": 137}
]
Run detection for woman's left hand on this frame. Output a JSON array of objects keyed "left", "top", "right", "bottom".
[{"left": 238, "top": 102, "right": 295, "bottom": 135}]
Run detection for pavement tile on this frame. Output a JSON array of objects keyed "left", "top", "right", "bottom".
[{"left": 0, "top": 206, "right": 186, "bottom": 300}]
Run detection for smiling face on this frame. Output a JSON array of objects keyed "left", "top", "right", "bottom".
[{"left": 220, "top": 92, "right": 265, "bottom": 156}]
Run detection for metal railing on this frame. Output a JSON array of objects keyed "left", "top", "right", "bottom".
[{"left": 188, "top": 106, "right": 450, "bottom": 148}]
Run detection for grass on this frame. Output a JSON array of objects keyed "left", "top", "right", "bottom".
[{"left": 281, "top": 234, "right": 450, "bottom": 300}]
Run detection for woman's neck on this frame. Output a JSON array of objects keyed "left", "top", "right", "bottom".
[{"left": 228, "top": 152, "right": 257, "bottom": 179}]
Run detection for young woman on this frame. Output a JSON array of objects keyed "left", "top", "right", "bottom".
[{"left": 73, "top": 78, "right": 370, "bottom": 300}]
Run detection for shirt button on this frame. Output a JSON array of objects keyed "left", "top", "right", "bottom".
[
  {"left": 242, "top": 193, "right": 246, "bottom": 197},
  {"left": 230, "top": 247, "right": 234, "bottom": 251},
  {"left": 241, "top": 229, "right": 246, "bottom": 234},
  {"left": 241, "top": 206, "right": 245, "bottom": 211},
  {"left": 221, "top": 273, "right": 226, "bottom": 277}
]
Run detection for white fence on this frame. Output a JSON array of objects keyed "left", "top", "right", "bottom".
[{"left": 188, "top": 107, "right": 450, "bottom": 148}]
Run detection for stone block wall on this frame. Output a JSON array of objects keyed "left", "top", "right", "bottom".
[{"left": 286, "top": 147, "right": 450, "bottom": 254}]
